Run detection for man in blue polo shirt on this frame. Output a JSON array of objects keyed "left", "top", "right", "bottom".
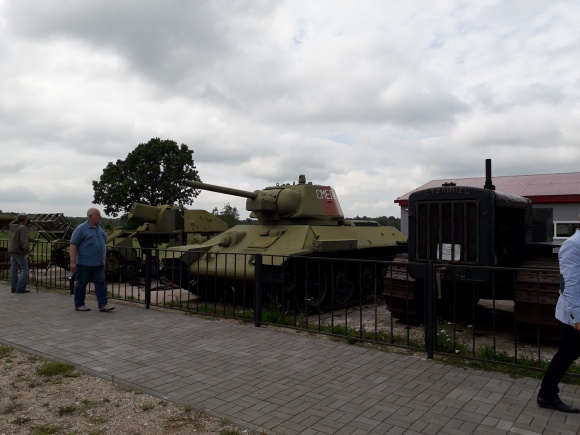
[
  {"left": 538, "top": 218, "right": 580, "bottom": 413},
  {"left": 69, "top": 207, "right": 114, "bottom": 312}
]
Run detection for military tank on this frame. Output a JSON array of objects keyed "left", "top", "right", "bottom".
[
  {"left": 163, "top": 175, "right": 407, "bottom": 308},
  {"left": 106, "top": 203, "right": 228, "bottom": 281}
]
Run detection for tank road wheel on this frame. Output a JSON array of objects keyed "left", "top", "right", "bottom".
[
  {"left": 304, "top": 266, "right": 328, "bottom": 308},
  {"left": 331, "top": 269, "right": 353, "bottom": 306},
  {"left": 360, "top": 266, "right": 377, "bottom": 298}
]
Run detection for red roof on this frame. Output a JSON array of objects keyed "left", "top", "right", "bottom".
[{"left": 395, "top": 172, "right": 580, "bottom": 207}]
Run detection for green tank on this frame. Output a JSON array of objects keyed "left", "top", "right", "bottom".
[
  {"left": 164, "top": 175, "right": 407, "bottom": 308},
  {"left": 107, "top": 204, "right": 228, "bottom": 280}
]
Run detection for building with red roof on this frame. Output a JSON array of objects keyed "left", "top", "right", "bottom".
[{"left": 395, "top": 172, "right": 580, "bottom": 239}]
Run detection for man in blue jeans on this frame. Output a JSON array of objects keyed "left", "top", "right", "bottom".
[
  {"left": 538, "top": 218, "right": 580, "bottom": 413},
  {"left": 69, "top": 207, "right": 114, "bottom": 312},
  {"left": 8, "top": 214, "right": 36, "bottom": 293}
]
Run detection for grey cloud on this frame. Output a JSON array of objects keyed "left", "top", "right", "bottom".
[{"left": 5, "top": 1, "right": 232, "bottom": 86}]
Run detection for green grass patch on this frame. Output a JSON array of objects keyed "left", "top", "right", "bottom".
[
  {"left": 2, "top": 402, "right": 24, "bottom": 414},
  {"left": 141, "top": 402, "right": 155, "bottom": 411},
  {"left": 36, "top": 361, "right": 77, "bottom": 377},
  {"left": 11, "top": 416, "right": 31, "bottom": 425},
  {"left": 57, "top": 404, "right": 77, "bottom": 416},
  {"left": 0, "top": 345, "right": 12, "bottom": 358},
  {"left": 32, "top": 425, "right": 61, "bottom": 435}
]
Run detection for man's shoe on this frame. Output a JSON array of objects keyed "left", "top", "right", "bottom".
[
  {"left": 15, "top": 290, "right": 30, "bottom": 293},
  {"left": 537, "top": 395, "right": 580, "bottom": 413},
  {"left": 99, "top": 304, "right": 115, "bottom": 312},
  {"left": 10, "top": 288, "right": 16, "bottom": 293},
  {"left": 75, "top": 306, "right": 91, "bottom": 311}
]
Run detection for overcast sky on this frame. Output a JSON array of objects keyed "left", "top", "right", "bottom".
[{"left": 1, "top": 1, "right": 579, "bottom": 220}]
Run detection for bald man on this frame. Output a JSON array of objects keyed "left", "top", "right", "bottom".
[{"left": 69, "top": 208, "right": 114, "bottom": 312}]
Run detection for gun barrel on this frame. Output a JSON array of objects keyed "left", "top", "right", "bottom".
[{"left": 185, "top": 180, "right": 258, "bottom": 199}]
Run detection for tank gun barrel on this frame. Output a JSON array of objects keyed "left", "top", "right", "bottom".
[{"left": 185, "top": 180, "right": 258, "bottom": 199}]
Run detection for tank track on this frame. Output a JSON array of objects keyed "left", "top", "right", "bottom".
[
  {"left": 384, "top": 255, "right": 562, "bottom": 342},
  {"left": 514, "top": 258, "right": 560, "bottom": 342}
]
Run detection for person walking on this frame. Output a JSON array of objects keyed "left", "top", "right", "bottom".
[
  {"left": 69, "top": 207, "right": 114, "bottom": 312},
  {"left": 537, "top": 217, "right": 580, "bottom": 413},
  {"left": 8, "top": 213, "right": 35, "bottom": 293}
]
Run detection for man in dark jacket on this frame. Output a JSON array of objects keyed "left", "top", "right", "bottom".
[{"left": 8, "top": 214, "right": 34, "bottom": 293}]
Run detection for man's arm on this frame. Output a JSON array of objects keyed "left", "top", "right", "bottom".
[{"left": 69, "top": 244, "right": 78, "bottom": 273}]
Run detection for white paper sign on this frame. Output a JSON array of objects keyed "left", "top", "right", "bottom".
[{"left": 438, "top": 243, "right": 461, "bottom": 261}]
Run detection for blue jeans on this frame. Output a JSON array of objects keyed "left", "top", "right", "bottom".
[
  {"left": 74, "top": 265, "right": 108, "bottom": 308},
  {"left": 10, "top": 253, "right": 29, "bottom": 292}
]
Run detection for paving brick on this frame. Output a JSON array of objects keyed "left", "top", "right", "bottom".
[{"left": 2, "top": 284, "right": 580, "bottom": 435}]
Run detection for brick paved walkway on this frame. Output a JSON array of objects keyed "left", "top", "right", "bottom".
[{"left": 1, "top": 283, "right": 579, "bottom": 434}]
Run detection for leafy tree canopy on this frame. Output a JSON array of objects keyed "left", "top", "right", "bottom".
[
  {"left": 92, "top": 138, "right": 200, "bottom": 217},
  {"left": 212, "top": 203, "right": 240, "bottom": 228}
]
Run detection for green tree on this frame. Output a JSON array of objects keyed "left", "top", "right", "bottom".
[
  {"left": 376, "top": 216, "right": 401, "bottom": 230},
  {"left": 218, "top": 203, "right": 240, "bottom": 228},
  {"left": 92, "top": 138, "right": 200, "bottom": 217}
]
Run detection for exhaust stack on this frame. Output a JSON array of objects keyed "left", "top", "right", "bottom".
[{"left": 484, "top": 159, "right": 495, "bottom": 191}]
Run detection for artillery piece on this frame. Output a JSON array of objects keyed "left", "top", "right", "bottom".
[
  {"left": 30, "top": 213, "right": 75, "bottom": 270},
  {"left": 164, "top": 175, "right": 407, "bottom": 308}
]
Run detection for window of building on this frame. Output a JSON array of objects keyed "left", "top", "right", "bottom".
[{"left": 554, "top": 221, "right": 579, "bottom": 239}]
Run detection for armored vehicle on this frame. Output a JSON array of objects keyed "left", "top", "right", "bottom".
[
  {"left": 384, "top": 160, "right": 560, "bottom": 340},
  {"left": 106, "top": 204, "right": 228, "bottom": 280},
  {"left": 164, "top": 175, "right": 407, "bottom": 308}
]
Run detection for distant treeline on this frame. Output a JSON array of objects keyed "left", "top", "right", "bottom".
[{"left": 350, "top": 216, "right": 401, "bottom": 230}]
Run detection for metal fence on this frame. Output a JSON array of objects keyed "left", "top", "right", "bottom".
[{"left": 0, "top": 239, "right": 569, "bottom": 376}]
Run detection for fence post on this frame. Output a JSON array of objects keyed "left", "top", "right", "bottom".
[
  {"left": 425, "top": 261, "right": 435, "bottom": 359},
  {"left": 144, "top": 248, "right": 151, "bottom": 309},
  {"left": 254, "top": 253, "right": 262, "bottom": 327}
]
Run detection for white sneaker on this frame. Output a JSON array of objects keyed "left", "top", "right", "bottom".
[{"left": 99, "top": 304, "right": 115, "bottom": 312}]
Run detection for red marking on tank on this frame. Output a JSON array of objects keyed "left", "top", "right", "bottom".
[{"left": 317, "top": 187, "right": 341, "bottom": 215}]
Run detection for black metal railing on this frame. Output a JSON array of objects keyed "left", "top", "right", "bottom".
[{"left": 0, "top": 239, "right": 568, "bottom": 375}]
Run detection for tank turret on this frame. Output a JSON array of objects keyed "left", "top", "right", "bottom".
[
  {"left": 128, "top": 203, "right": 184, "bottom": 233},
  {"left": 185, "top": 174, "right": 343, "bottom": 224}
]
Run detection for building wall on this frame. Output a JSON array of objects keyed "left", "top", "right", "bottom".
[
  {"left": 400, "top": 207, "right": 409, "bottom": 236},
  {"left": 548, "top": 203, "right": 580, "bottom": 221}
]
